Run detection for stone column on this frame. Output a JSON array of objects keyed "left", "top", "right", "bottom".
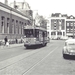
[
  {"left": 62, "top": 31, "right": 63, "bottom": 38},
  {"left": 56, "top": 31, "right": 57, "bottom": 39}
]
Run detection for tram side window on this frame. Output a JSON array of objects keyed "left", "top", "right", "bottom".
[
  {"left": 29, "top": 30, "right": 33, "bottom": 37},
  {"left": 35, "top": 29, "right": 39, "bottom": 38},
  {"left": 45, "top": 31, "right": 47, "bottom": 37}
]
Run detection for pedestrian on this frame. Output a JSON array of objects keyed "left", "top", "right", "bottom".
[
  {"left": 4, "top": 36, "right": 9, "bottom": 46},
  {"left": 21, "top": 37, "right": 23, "bottom": 43},
  {"left": 15, "top": 38, "right": 18, "bottom": 43},
  {"left": 48, "top": 37, "right": 50, "bottom": 43}
]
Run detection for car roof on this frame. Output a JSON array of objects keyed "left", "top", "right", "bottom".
[{"left": 65, "top": 39, "right": 75, "bottom": 43}]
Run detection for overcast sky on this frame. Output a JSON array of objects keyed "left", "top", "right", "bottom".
[{"left": 1, "top": 0, "right": 75, "bottom": 17}]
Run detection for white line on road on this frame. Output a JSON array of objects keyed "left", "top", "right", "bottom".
[{"left": 22, "top": 46, "right": 59, "bottom": 75}]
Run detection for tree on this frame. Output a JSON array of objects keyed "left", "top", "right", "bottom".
[{"left": 35, "top": 14, "right": 47, "bottom": 28}]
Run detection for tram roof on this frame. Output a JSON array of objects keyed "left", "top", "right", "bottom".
[{"left": 24, "top": 25, "right": 47, "bottom": 31}]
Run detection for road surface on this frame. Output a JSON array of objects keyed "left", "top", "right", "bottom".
[{"left": 0, "top": 40, "right": 75, "bottom": 75}]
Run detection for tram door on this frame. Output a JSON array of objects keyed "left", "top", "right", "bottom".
[{"left": 43, "top": 31, "right": 45, "bottom": 44}]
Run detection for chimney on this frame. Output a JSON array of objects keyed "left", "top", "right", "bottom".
[
  {"left": 14, "top": 0, "right": 18, "bottom": 9},
  {"left": 5, "top": 0, "right": 8, "bottom": 5},
  {"left": 14, "top": 0, "right": 16, "bottom": 8},
  {"left": 22, "top": 2, "right": 24, "bottom": 9}
]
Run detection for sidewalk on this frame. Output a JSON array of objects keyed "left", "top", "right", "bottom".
[{"left": 0, "top": 43, "right": 24, "bottom": 49}]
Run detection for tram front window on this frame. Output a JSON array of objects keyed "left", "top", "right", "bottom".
[
  {"left": 24, "top": 29, "right": 39, "bottom": 38},
  {"left": 24, "top": 29, "right": 33, "bottom": 37}
]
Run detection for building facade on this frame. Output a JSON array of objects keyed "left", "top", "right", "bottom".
[
  {"left": 0, "top": 2, "right": 32, "bottom": 42},
  {"left": 47, "top": 18, "right": 51, "bottom": 38},
  {"left": 50, "top": 13, "right": 66, "bottom": 39},
  {"left": 10, "top": 1, "right": 33, "bottom": 18},
  {"left": 66, "top": 15, "right": 75, "bottom": 38},
  {"left": 49, "top": 13, "right": 75, "bottom": 39}
]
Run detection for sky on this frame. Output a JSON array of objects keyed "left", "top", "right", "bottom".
[{"left": 1, "top": 0, "right": 75, "bottom": 18}]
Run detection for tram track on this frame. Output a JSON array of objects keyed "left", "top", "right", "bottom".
[
  {"left": 22, "top": 46, "right": 59, "bottom": 75},
  {"left": 0, "top": 43, "right": 53, "bottom": 72},
  {"left": 0, "top": 41, "right": 64, "bottom": 75}
]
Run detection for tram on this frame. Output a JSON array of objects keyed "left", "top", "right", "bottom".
[{"left": 23, "top": 25, "right": 48, "bottom": 48}]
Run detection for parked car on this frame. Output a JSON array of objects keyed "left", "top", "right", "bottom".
[{"left": 62, "top": 39, "right": 75, "bottom": 59}]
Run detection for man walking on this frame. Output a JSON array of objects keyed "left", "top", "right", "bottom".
[{"left": 4, "top": 36, "right": 8, "bottom": 46}]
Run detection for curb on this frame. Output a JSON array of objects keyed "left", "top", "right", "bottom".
[{"left": 0, "top": 43, "right": 24, "bottom": 50}]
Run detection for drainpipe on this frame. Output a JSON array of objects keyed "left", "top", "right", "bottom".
[{"left": 73, "top": 22, "right": 74, "bottom": 38}]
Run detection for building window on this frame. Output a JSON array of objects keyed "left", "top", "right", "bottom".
[
  {"left": 27, "top": 20, "right": 30, "bottom": 25},
  {"left": 22, "top": 22, "right": 24, "bottom": 34},
  {"left": 63, "top": 32, "right": 65, "bottom": 36},
  {"left": 61, "top": 20, "right": 65, "bottom": 30},
  {"left": 1, "top": 16, "right": 5, "bottom": 33},
  {"left": 19, "top": 21, "right": 21, "bottom": 34},
  {"left": 16, "top": 20, "right": 18, "bottom": 34},
  {"left": 70, "top": 23, "right": 73, "bottom": 27},
  {"left": 1, "top": 16, "right": 4, "bottom": 20},
  {"left": 57, "top": 32, "right": 62, "bottom": 35},
  {"left": 54, "top": 20, "right": 56, "bottom": 24},
  {"left": 67, "top": 30, "right": 69, "bottom": 33},
  {"left": 67, "top": 29, "right": 69, "bottom": 30},
  {"left": 70, "top": 26, "right": 73, "bottom": 30},
  {"left": 25, "top": 23, "right": 26, "bottom": 26},
  {"left": 12, "top": 19, "right": 15, "bottom": 34},
  {"left": 7, "top": 18, "right": 10, "bottom": 34},
  {"left": 51, "top": 32, "right": 56, "bottom": 35},
  {"left": 1, "top": 22, "right": 4, "bottom": 33},
  {"left": 67, "top": 23, "right": 69, "bottom": 26}
]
